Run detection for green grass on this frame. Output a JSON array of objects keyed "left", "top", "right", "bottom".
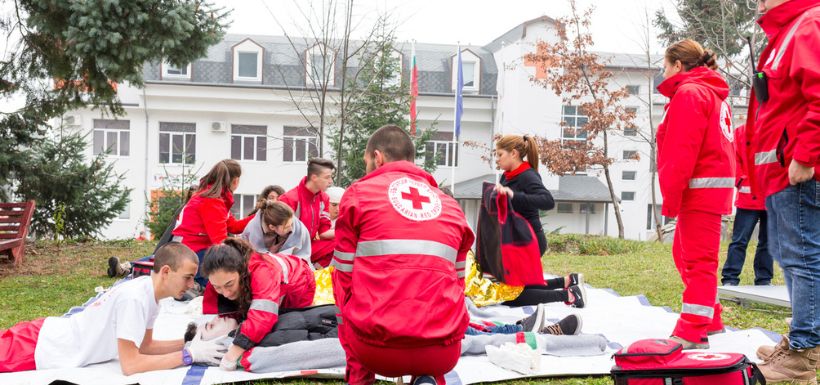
[{"left": 0, "top": 236, "right": 809, "bottom": 384}]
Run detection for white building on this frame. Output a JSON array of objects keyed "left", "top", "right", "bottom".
[{"left": 68, "top": 16, "right": 680, "bottom": 241}]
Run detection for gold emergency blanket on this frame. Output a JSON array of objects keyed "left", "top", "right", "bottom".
[{"left": 311, "top": 253, "right": 523, "bottom": 307}]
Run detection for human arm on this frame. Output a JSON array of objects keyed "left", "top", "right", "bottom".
[
  {"left": 331, "top": 187, "right": 359, "bottom": 309},
  {"left": 138, "top": 329, "right": 184, "bottom": 355},
  {"left": 789, "top": 20, "right": 820, "bottom": 173},
  {"left": 505, "top": 173, "right": 555, "bottom": 212},
  {"left": 118, "top": 338, "right": 186, "bottom": 376},
  {"left": 231, "top": 263, "right": 282, "bottom": 352}
]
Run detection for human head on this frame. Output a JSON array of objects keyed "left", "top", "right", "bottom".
[
  {"left": 201, "top": 238, "right": 253, "bottom": 315},
  {"left": 198, "top": 159, "right": 242, "bottom": 198},
  {"left": 364, "top": 125, "right": 415, "bottom": 174},
  {"left": 260, "top": 201, "right": 295, "bottom": 237},
  {"left": 200, "top": 316, "right": 239, "bottom": 341},
  {"left": 306, "top": 158, "right": 335, "bottom": 193},
  {"left": 663, "top": 39, "right": 718, "bottom": 79},
  {"left": 260, "top": 185, "right": 285, "bottom": 201},
  {"left": 495, "top": 134, "right": 539, "bottom": 172},
  {"left": 153, "top": 242, "right": 199, "bottom": 299},
  {"left": 326, "top": 186, "right": 345, "bottom": 220},
  {"left": 758, "top": 0, "right": 789, "bottom": 14}
]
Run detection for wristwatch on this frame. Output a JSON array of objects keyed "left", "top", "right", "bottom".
[{"left": 182, "top": 348, "right": 193, "bottom": 366}]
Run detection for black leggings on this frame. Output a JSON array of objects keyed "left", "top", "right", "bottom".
[{"left": 501, "top": 276, "right": 568, "bottom": 307}]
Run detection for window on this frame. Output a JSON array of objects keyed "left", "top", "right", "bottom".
[
  {"left": 626, "top": 85, "right": 640, "bottom": 95},
  {"left": 561, "top": 105, "right": 589, "bottom": 142},
  {"left": 230, "top": 194, "right": 258, "bottom": 218},
  {"left": 462, "top": 62, "right": 476, "bottom": 88},
  {"left": 623, "top": 150, "right": 638, "bottom": 160},
  {"left": 231, "top": 125, "right": 267, "bottom": 161},
  {"left": 653, "top": 72, "right": 664, "bottom": 94},
  {"left": 425, "top": 132, "right": 458, "bottom": 167},
  {"left": 557, "top": 203, "right": 573, "bottom": 213},
  {"left": 647, "top": 204, "right": 673, "bottom": 230},
  {"left": 621, "top": 191, "right": 635, "bottom": 201},
  {"left": 624, "top": 107, "right": 638, "bottom": 136},
  {"left": 92, "top": 119, "right": 130, "bottom": 156},
  {"left": 232, "top": 39, "right": 263, "bottom": 82},
  {"left": 579, "top": 203, "right": 596, "bottom": 214},
  {"left": 283, "top": 126, "right": 318, "bottom": 163},
  {"left": 118, "top": 202, "right": 130, "bottom": 220},
  {"left": 452, "top": 50, "right": 480, "bottom": 92},
  {"left": 622, "top": 171, "right": 637, "bottom": 180},
  {"left": 159, "top": 122, "right": 196, "bottom": 164},
  {"left": 306, "top": 44, "right": 335, "bottom": 86},
  {"left": 162, "top": 61, "right": 191, "bottom": 79}
]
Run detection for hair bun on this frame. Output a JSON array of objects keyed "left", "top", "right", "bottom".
[{"left": 700, "top": 50, "right": 718, "bottom": 70}]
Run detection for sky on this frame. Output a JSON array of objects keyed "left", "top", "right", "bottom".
[{"left": 212, "top": 0, "right": 681, "bottom": 55}]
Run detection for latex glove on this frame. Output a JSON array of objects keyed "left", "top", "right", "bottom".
[
  {"left": 219, "top": 354, "right": 238, "bottom": 371},
  {"left": 187, "top": 337, "right": 227, "bottom": 366}
]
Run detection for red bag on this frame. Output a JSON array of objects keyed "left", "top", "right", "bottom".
[
  {"left": 131, "top": 258, "right": 154, "bottom": 278},
  {"left": 611, "top": 338, "right": 766, "bottom": 385}
]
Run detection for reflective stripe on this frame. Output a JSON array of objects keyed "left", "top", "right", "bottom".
[
  {"left": 457, "top": 271, "right": 466, "bottom": 279},
  {"left": 249, "top": 299, "right": 279, "bottom": 314},
  {"left": 268, "top": 253, "right": 289, "bottom": 284},
  {"left": 772, "top": 11, "right": 811, "bottom": 70},
  {"left": 688, "top": 177, "right": 735, "bottom": 189},
  {"left": 331, "top": 259, "right": 353, "bottom": 272},
  {"left": 356, "top": 239, "right": 458, "bottom": 265},
  {"left": 334, "top": 250, "right": 355, "bottom": 262},
  {"left": 739, "top": 186, "right": 751, "bottom": 194},
  {"left": 755, "top": 150, "right": 778, "bottom": 166},
  {"left": 172, "top": 235, "right": 183, "bottom": 242},
  {"left": 682, "top": 303, "right": 714, "bottom": 319},
  {"left": 455, "top": 261, "right": 466, "bottom": 270}
]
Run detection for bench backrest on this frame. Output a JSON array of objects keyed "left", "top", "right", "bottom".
[{"left": 0, "top": 201, "right": 36, "bottom": 240}]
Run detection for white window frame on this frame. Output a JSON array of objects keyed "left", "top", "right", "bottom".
[
  {"left": 159, "top": 122, "right": 196, "bottom": 165},
  {"left": 561, "top": 105, "right": 589, "bottom": 143},
  {"left": 92, "top": 119, "right": 130, "bottom": 157},
  {"left": 427, "top": 140, "right": 459, "bottom": 168},
  {"left": 117, "top": 202, "right": 131, "bottom": 220},
  {"left": 579, "top": 203, "right": 596, "bottom": 214},
  {"left": 622, "top": 170, "right": 637, "bottom": 180},
  {"left": 161, "top": 61, "right": 191, "bottom": 80},
  {"left": 556, "top": 203, "right": 574, "bottom": 214},
  {"left": 621, "top": 191, "right": 636, "bottom": 201},
  {"left": 230, "top": 194, "right": 259, "bottom": 217},
  {"left": 626, "top": 85, "right": 640, "bottom": 95},
  {"left": 231, "top": 125, "right": 267, "bottom": 162},
  {"left": 452, "top": 49, "right": 480, "bottom": 92},
  {"left": 306, "top": 44, "right": 335, "bottom": 86},
  {"left": 623, "top": 150, "right": 638, "bottom": 161},
  {"left": 283, "top": 127, "right": 319, "bottom": 163},
  {"left": 232, "top": 39, "right": 263, "bottom": 82}
]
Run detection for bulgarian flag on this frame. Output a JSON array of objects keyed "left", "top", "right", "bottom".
[{"left": 410, "top": 40, "right": 419, "bottom": 136}]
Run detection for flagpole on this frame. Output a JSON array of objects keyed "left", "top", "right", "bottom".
[
  {"left": 451, "top": 43, "right": 460, "bottom": 195},
  {"left": 410, "top": 39, "right": 418, "bottom": 136}
]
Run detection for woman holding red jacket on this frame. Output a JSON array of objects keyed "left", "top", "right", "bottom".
[
  {"left": 656, "top": 39, "right": 736, "bottom": 349},
  {"left": 172, "top": 159, "right": 254, "bottom": 287}
]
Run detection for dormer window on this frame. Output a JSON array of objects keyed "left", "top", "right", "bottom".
[
  {"left": 306, "top": 44, "right": 335, "bottom": 86},
  {"left": 232, "top": 38, "right": 263, "bottom": 82},
  {"left": 161, "top": 62, "right": 191, "bottom": 80},
  {"left": 452, "top": 49, "right": 480, "bottom": 92}
]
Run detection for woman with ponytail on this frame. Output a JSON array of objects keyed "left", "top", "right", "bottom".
[
  {"left": 493, "top": 134, "right": 586, "bottom": 308},
  {"left": 172, "top": 159, "right": 254, "bottom": 287},
  {"left": 201, "top": 237, "right": 316, "bottom": 371},
  {"left": 656, "top": 39, "right": 735, "bottom": 349}
]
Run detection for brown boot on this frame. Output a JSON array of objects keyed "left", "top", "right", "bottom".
[
  {"left": 757, "top": 334, "right": 790, "bottom": 361},
  {"left": 758, "top": 344, "right": 820, "bottom": 385}
]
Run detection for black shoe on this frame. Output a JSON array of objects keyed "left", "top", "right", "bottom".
[
  {"left": 568, "top": 273, "right": 584, "bottom": 287},
  {"left": 107, "top": 256, "right": 119, "bottom": 278},
  {"left": 541, "top": 314, "right": 582, "bottom": 335},
  {"left": 518, "top": 303, "right": 545, "bottom": 332},
  {"left": 722, "top": 281, "right": 739, "bottom": 287},
  {"left": 567, "top": 285, "right": 586, "bottom": 308},
  {"left": 413, "top": 375, "right": 436, "bottom": 385}
]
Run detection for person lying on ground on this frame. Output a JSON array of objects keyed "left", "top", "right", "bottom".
[
  {"left": 241, "top": 200, "right": 312, "bottom": 265},
  {"left": 0, "top": 243, "right": 226, "bottom": 374}
]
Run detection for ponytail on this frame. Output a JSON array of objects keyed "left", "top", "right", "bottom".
[
  {"left": 198, "top": 159, "right": 242, "bottom": 199},
  {"left": 496, "top": 134, "right": 539, "bottom": 172},
  {"left": 523, "top": 134, "right": 540, "bottom": 172},
  {"left": 665, "top": 39, "right": 719, "bottom": 72}
]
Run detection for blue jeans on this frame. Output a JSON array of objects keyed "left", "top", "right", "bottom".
[
  {"left": 721, "top": 208, "right": 773, "bottom": 285},
  {"left": 766, "top": 180, "right": 820, "bottom": 349},
  {"left": 464, "top": 323, "right": 522, "bottom": 335},
  {"left": 194, "top": 249, "right": 208, "bottom": 288}
]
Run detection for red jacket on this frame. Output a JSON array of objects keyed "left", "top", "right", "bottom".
[
  {"left": 203, "top": 251, "right": 315, "bottom": 352},
  {"left": 745, "top": 0, "right": 820, "bottom": 198},
  {"left": 331, "top": 161, "right": 475, "bottom": 348},
  {"left": 734, "top": 125, "right": 766, "bottom": 210},
  {"left": 656, "top": 66, "right": 736, "bottom": 218},
  {"left": 279, "top": 177, "right": 332, "bottom": 239},
  {"left": 171, "top": 189, "right": 253, "bottom": 253}
]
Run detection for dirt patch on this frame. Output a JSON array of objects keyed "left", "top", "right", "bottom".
[{"left": 0, "top": 241, "right": 154, "bottom": 278}]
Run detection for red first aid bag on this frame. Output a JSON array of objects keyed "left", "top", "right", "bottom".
[{"left": 611, "top": 338, "right": 766, "bottom": 385}]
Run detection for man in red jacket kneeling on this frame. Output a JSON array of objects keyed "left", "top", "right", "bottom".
[{"left": 331, "top": 125, "right": 475, "bottom": 385}]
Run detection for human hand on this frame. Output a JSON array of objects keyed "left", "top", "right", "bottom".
[
  {"left": 788, "top": 159, "right": 815, "bottom": 185},
  {"left": 219, "top": 345, "right": 243, "bottom": 371},
  {"left": 187, "top": 337, "right": 227, "bottom": 366},
  {"left": 494, "top": 184, "right": 514, "bottom": 198}
]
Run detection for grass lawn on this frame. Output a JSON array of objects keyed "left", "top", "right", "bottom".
[{"left": 0, "top": 235, "right": 809, "bottom": 384}]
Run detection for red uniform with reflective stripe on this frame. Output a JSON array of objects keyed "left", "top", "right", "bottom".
[
  {"left": 172, "top": 189, "right": 253, "bottom": 253},
  {"left": 734, "top": 125, "right": 766, "bottom": 210},
  {"left": 657, "top": 66, "right": 736, "bottom": 218},
  {"left": 745, "top": 0, "right": 820, "bottom": 199},
  {"left": 280, "top": 177, "right": 332, "bottom": 239},
  {"left": 203, "top": 251, "right": 315, "bottom": 356}
]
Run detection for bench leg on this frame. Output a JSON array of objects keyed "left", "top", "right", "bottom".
[{"left": 11, "top": 243, "right": 24, "bottom": 266}]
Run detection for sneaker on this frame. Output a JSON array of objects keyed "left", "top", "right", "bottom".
[
  {"left": 758, "top": 345, "right": 820, "bottom": 384},
  {"left": 566, "top": 285, "right": 586, "bottom": 308},
  {"left": 413, "top": 375, "right": 437, "bottom": 385},
  {"left": 567, "top": 273, "right": 584, "bottom": 288},
  {"left": 540, "top": 314, "right": 582, "bottom": 335},
  {"left": 518, "top": 303, "right": 546, "bottom": 333},
  {"left": 107, "top": 256, "right": 132, "bottom": 278},
  {"left": 670, "top": 336, "right": 709, "bottom": 350},
  {"left": 758, "top": 335, "right": 789, "bottom": 361}
]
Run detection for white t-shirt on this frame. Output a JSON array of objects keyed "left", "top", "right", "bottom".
[{"left": 34, "top": 276, "right": 159, "bottom": 369}]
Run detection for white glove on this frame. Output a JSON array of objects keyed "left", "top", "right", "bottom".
[
  {"left": 187, "top": 337, "right": 227, "bottom": 366},
  {"left": 219, "top": 354, "right": 238, "bottom": 371}
]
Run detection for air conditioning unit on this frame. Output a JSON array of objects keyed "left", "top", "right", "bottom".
[
  {"left": 210, "top": 121, "right": 227, "bottom": 133},
  {"left": 63, "top": 114, "right": 82, "bottom": 128}
]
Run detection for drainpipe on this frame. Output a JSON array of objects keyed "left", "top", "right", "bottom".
[{"left": 142, "top": 86, "right": 150, "bottom": 236}]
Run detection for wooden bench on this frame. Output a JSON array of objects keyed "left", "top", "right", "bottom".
[{"left": 0, "top": 200, "right": 35, "bottom": 265}]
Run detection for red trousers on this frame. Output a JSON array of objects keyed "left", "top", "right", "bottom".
[
  {"left": 311, "top": 238, "right": 335, "bottom": 268},
  {"left": 672, "top": 210, "right": 724, "bottom": 343},
  {"left": 0, "top": 318, "right": 43, "bottom": 372},
  {"left": 340, "top": 323, "right": 460, "bottom": 385}
]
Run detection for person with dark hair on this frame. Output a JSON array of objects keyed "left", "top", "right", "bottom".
[
  {"left": 0, "top": 243, "right": 226, "bottom": 374},
  {"left": 241, "top": 200, "right": 312, "bottom": 263},
  {"left": 746, "top": 0, "right": 820, "bottom": 382},
  {"left": 280, "top": 158, "right": 336, "bottom": 268},
  {"left": 201, "top": 237, "right": 315, "bottom": 371},
  {"left": 656, "top": 39, "right": 735, "bottom": 350},
  {"left": 172, "top": 159, "right": 254, "bottom": 288},
  {"left": 331, "top": 124, "right": 475, "bottom": 385},
  {"left": 248, "top": 185, "right": 286, "bottom": 216},
  {"left": 491, "top": 134, "right": 586, "bottom": 309}
]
